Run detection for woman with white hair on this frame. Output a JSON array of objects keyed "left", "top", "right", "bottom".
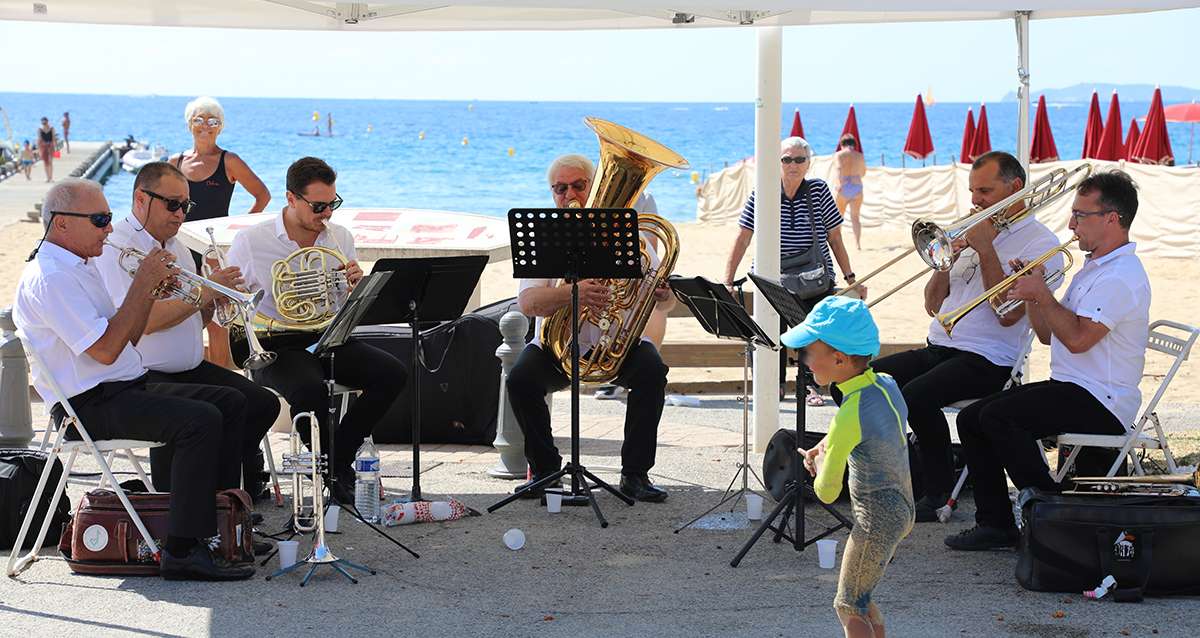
[{"left": 723, "top": 136, "right": 861, "bottom": 406}]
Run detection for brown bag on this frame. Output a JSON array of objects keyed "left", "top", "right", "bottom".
[{"left": 58, "top": 488, "right": 254, "bottom": 576}]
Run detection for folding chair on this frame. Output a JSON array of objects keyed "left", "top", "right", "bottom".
[
  {"left": 1052, "top": 319, "right": 1200, "bottom": 481},
  {"left": 6, "top": 331, "right": 165, "bottom": 578}
]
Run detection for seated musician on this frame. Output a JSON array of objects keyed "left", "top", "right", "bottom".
[
  {"left": 95, "top": 162, "right": 281, "bottom": 502},
  {"left": 505, "top": 154, "right": 673, "bottom": 503},
  {"left": 226, "top": 156, "right": 406, "bottom": 504},
  {"left": 834, "top": 151, "right": 1064, "bottom": 523},
  {"left": 14, "top": 179, "right": 253, "bottom": 580},
  {"left": 946, "top": 170, "right": 1149, "bottom": 551}
]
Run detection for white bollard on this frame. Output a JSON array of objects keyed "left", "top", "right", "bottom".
[
  {"left": 0, "top": 307, "right": 34, "bottom": 447},
  {"left": 489, "top": 311, "right": 530, "bottom": 478}
]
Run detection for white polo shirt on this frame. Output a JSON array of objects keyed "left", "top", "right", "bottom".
[
  {"left": 1050, "top": 242, "right": 1150, "bottom": 427},
  {"left": 927, "top": 216, "right": 1065, "bottom": 367},
  {"left": 94, "top": 217, "right": 204, "bottom": 373},
  {"left": 13, "top": 241, "right": 146, "bottom": 402},
  {"left": 226, "top": 213, "right": 356, "bottom": 323}
]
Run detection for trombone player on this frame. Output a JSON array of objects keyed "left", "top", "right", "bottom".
[
  {"left": 947, "top": 170, "right": 1150, "bottom": 551},
  {"left": 95, "top": 162, "right": 281, "bottom": 502}
]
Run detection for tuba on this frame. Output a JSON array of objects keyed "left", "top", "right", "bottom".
[{"left": 539, "top": 117, "right": 687, "bottom": 383}]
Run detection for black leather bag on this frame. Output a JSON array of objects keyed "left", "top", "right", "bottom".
[
  {"left": 0, "top": 448, "right": 71, "bottom": 550},
  {"left": 779, "top": 180, "right": 834, "bottom": 300},
  {"left": 1015, "top": 488, "right": 1200, "bottom": 599}
]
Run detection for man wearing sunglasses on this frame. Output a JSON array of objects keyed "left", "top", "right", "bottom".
[
  {"left": 227, "top": 156, "right": 406, "bottom": 504},
  {"left": 948, "top": 170, "right": 1150, "bottom": 552},
  {"left": 13, "top": 179, "right": 254, "bottom": 580},
  {"left": 95, "top": 162, "right": 282, "bottom": 506}
]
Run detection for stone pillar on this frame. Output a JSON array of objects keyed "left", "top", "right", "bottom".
[
  {"left": 489, "top": 311, "right": 529, "bottom": 478},
  {"left": 0, "top": 307, "right": 34, "bottom": 447}
]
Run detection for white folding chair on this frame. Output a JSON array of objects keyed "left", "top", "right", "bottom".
[
  {"left": 1052, "top": 319, "right": 1200, "bottom": 481},
  {"left": 6, "top": 332, "right": 165, "bottom": 578}
]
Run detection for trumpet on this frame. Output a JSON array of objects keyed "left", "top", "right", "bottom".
[
  {"left": 202, "top": 226, "right": 240, "bottom": 328},
  {"left": 935, "top": 236, "right": 1076, "bottom": 336},
  {"left": 282, "top": 411, "right": 326, "bottom": 535},
  {"left": 1068, "top": 470, "right": 1200, "bottom": 496}
]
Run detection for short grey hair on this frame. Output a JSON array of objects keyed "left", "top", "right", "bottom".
[
  {"left": 780, "top": 136, "right": 812, "bottom": 159},
  {"left": 42, "top": 179, "right": 102, "bottom": 230},
  {"left": 546, "top": 154, "right": 595, "bottom": 185},
  {"left": 184, "top": 96, "right": 225, "bottom": 126}
]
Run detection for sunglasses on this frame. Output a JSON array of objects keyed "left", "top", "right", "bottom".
[
  {"left": 780, "top": 156, "right": 808, "bottom": 165},
  {"left": 50, "top": 211, "right": 113, "bottom": 228},
  {"left": 190, "top": 116, "right": 222, "bottom": 128},
  {"left": 551, "top": 179, "right": 589, "bottom": 196},
  {"left": 291, "top": 190, "right": 343, "bottom": 214},
  {"left": 142, "top": 189, "right": 196, "bottom": 215}
]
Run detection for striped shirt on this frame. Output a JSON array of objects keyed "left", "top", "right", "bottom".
[{"left": 738, "top": 178, "right": 843, "bottom": 274}]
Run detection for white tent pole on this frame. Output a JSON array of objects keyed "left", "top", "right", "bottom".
[
  {"left": 1015, "top": 10, "right": 1032, "bottom": 168},
  {"left": 753, "top": 26, "right": 782, "bottom": 452}
]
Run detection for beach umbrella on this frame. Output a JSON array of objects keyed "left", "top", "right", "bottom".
[
  {"left": 1124, "top": 117, "right": 1141, "bottom": 161},
  {"left": 1131, "top": 87, "right": 1174, "bottom": 165},
  {"left": 1081, "top": 90, "right": 1103, "bottom": 159},
  {"left": 959, "top": 107, "right": 976, "bottom": 164},
  {"left": 969, "top": 104, "right": 992, "bottom": 161},
  {"left": 788, "top": 108, "right": 805, "bottom": 139},
  {"left": 1030, "top": 95, "right": 1059, "bottom": 163},
  {"left": 1095, "top": 91, "right": 1124, "bottom": 161},
  {"left": 837, "top": 105, "right": 864, "bottom": 157},
  {"left": 1163, "top": 100, "right": 1200, "bottom": 164},
  {"left": 902, "top": 94, "right": 934, "bottom": 161}
]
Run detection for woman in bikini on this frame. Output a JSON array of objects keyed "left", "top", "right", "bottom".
[{"left": 834, "top": 134, "right": 867, "bottom": 250}]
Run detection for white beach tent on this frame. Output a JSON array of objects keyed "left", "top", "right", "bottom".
[{"left": 6, "top": 0, "right": 1196, "bottom": 448}]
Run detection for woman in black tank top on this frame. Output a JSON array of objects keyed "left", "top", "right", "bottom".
[{"left": 37, "top": 117, "right": 56, "bottom": 181}]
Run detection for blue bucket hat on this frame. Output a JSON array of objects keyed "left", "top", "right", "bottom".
[{"left": 780, "top": 296, "right": 880, "bottom": 357}]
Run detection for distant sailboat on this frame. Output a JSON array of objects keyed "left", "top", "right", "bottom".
[{"left": 924, "top": 86, "right": 936, "bottom": 107}]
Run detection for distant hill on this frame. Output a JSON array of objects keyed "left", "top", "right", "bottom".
[{"left": 1002, "top": 83, "right": 1200, "bottom": 103}]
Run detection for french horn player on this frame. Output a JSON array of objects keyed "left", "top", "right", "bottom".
[{"left": 226, "top": 156, "right": 407, "bottom": 504}]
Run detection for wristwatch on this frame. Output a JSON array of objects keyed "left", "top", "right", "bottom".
[{"left": 844, "top": 272, "right": 856, "bottom": 283}]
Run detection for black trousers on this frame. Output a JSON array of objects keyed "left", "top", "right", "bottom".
[
  {"left": 957, "top": 380, "right": 1126, "bottom": 530},
  {"left": 147, "top": 361, "right": 282, "bottom": 491},
  {"left": 507, "top": 341, "right": 668, "bottom": 477},
  {"left": 53, "top": 376, "right": 245, "bottom": 538},
  {"left": 831, "top": 343, "right": 1011, "bottom": 499},
  {"left": 256, "top": 338, "right": 407, "bottom": 475}
]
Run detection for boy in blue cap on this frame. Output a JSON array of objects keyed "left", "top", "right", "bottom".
[{"left": 785, "top": 295, "right": 915, "bottom": 638}]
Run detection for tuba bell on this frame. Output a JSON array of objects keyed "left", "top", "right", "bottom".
[{"left": 539, "top": 117, "right": 687, "bottom": 383}]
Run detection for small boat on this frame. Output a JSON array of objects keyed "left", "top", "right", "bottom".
[{"left": 121, "top": 144, "right": 167, "bottom": 173}]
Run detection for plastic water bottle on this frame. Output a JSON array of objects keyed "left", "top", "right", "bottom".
[{"left": 354, "top": 437, "right": 381, "bottom": 523}]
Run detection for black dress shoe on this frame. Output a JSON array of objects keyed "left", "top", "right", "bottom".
[
  {"left": 944, "top": 525, "right": 1019, "bottom": 551},
  {"left": 513, "top": 474, "right": 562, "bottom": 500},
  {"left": 161, "top": 545, "right": 255, "bottom": 581},
  {"left": 619, "top": 474, "right": 668, "bottom": 503},
  {"left": 914, "top": 493, "right": 947, "bottom": 523}
]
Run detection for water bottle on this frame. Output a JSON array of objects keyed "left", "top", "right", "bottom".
[{"left": 354, "top": 437, "right": 381, "bottom": 523}]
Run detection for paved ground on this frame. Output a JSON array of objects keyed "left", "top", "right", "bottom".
[
  {"left": 2, "top": 394, "right": 1197, "bottom": 637},
  {"left": 0, "top": 142, "right": 106, "bottom": 225}
]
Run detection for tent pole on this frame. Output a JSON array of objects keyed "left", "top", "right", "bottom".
[
  {"left": 752, "top": 25, "right": 783, "bottom": 452},
  {"left": 1015, "top": 11, "right": 1032, "bottom": 169}
]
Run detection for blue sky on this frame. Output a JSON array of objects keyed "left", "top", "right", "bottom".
[{"left": 2, "top": 9, "right": 1197, "bottom": 102}]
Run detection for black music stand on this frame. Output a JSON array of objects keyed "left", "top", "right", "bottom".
[
  {"left": 367, "top": 255, "right": 488, "bottom": 502},
  {"left": 730, "top": 273, "right": 853, "bottom": 568},
  {"left": 668, "top": 275, "right": 775, "bottom": 532},
  {"left": 487, "top": 207, "right": 641, "bottom": 528}
]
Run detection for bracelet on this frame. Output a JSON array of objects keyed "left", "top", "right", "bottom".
[{"left": 844, "top": 272, "right": 856, "bottom": 282}]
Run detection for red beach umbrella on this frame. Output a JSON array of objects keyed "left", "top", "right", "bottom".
[
  {"left": 838, "top": 105, "right": 864, "bottom": 157},
  {"left": 1131, "top": 87, "right": 1175, "bottom": 165},
  {"left": 1095, "top": 91, "right": 1124, "bottom": 161},
  {"left": 1030, "top": 95, "right": 1060, "bottom": 163},
  {"left": 1163, "top": 100, "right": 1200, "bottom": 164},
  {"left": 1081, "top": 90, "right": 1103, "bottom": 159},
  {"left": 1124, "top": 117, "right": 1141, "bottom": 161},
  {"left": 903, "top": 95, "right": 934, "bottom": 160},
  {"left": 789, "top": 108, "right": 805, "bottom": 138},
  {"left": 959, "top": 108, "right": 976, "bottom": 164},
  {"left": 968, "top": 104, "right": 992, "bottom": 161}
]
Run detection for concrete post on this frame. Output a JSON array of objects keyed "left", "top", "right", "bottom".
[
  {"left": 752, "top": 26, "right": 783, "bottom": 452},
  {"left": 489, "top": 311, "right": 529, "bottom": 478},
  {"left": 0, "top": 307, "right": 34, "bottom": 447},
  {"left": 1015, "top": 11, "right": 1032, "bottom": 169}
]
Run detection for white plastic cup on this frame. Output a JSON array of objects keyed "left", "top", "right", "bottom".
[
  {"left": 816, "top": 538, "right": 838, "bottom": 569},
  {"left": 277, "top": 540, "right": 300, "bottom": 569},
  {"left": 324, "top": 505, "right": 340, "bottom": 532},
  {"left": 503, "top": 528, "right": 525, "bottom": 550},
  {"left": 745, "top": 493, "right": 764, "bottom": 521},
  {"left": 545, "top": 490, "right": 563, "bottom": 513}
]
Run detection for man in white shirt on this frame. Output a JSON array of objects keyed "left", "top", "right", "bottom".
[
  {"left": 506, "top": 154, "right": 673, "bottom": 503},
  {"left": 946, "top": 170, "right": 1150, "bottom": 552},
  {"left": 13, "top": 179, "right": 252, "bottom": 580},
  {"left": 95, "top": 162, "right": 281, "bottom": 501},
  {"left": 226, "top": 157, "right": 406, "bottom": 503},
  {"left": 833, "top": 151, "right": 1064, "bottom": 522}
]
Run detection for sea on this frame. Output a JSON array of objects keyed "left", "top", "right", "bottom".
[{"left": 2, "top": 92, "right": 1191, "bottom": 223}]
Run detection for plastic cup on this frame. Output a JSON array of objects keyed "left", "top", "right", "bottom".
[
  {"left": 745, "top": 493, "right": 764, "bottom": 521},
  {"left": 503, "top": 528, "right": 525, "bottom": 550},
  {"left": 545, "top": 490, "right": 563, "bottom": 513},
  {"left": 816, "top": 538, "right": 838, "bottom": 569},
  {"left": 277, "top": 540, "right": 300, "bottom": 569},
  {"left": 324, "top": 505, "right": 340, "bottom": 532}
]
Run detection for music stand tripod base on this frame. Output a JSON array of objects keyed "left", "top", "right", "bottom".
[{"left": 266, "top": 541, "right": 376, "bottom": 586}]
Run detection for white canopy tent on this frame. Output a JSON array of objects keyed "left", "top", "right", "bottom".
[{"left": 8, "top": 0, "right": 1195, "bottom": 449}]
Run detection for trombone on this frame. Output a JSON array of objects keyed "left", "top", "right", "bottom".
[{"left": 839, "top": 163, "right": 1092, "bottom": 308}]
